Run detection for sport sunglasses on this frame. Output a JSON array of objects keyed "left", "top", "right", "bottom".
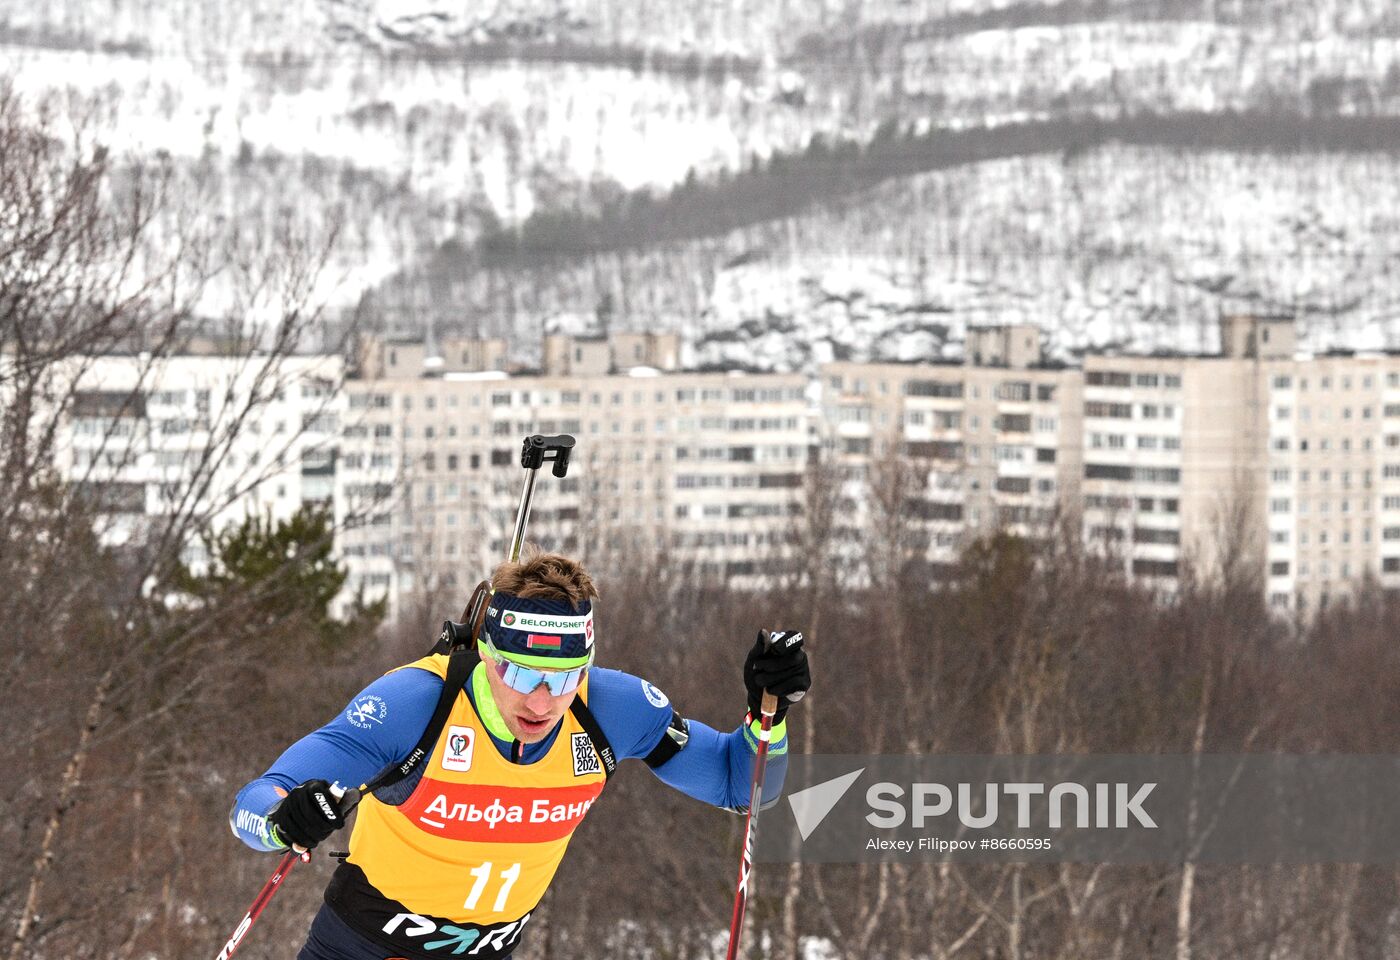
[{"left": 482, "top": 637, "right": 590, "bottom": 696}]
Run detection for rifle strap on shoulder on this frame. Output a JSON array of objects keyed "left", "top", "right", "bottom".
[{"left": 362, "top": 644, "right": 475, "bottom": 794}]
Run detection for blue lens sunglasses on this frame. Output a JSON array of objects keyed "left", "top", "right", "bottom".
[{"left": 481, "top": 636, "right": 591, "bottom": 696}]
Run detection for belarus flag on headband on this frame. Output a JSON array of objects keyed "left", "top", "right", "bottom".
[{"left": 527, "top": 634, "right": 563, "bottom": 650}]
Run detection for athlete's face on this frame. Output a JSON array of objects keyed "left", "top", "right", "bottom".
[{"left": 479, "top": 647, "right": 581, "bottom": 743}]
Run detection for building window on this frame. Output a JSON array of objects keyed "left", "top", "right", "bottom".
[
  {"left": 1085, "top": 401, "right": 1133, "bottom": 419},
  {"left": 1132, "top": 559, "right": 1178, "bottom": 577}
]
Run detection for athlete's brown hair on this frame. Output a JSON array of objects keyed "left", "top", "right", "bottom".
[{"left": 490, "top": 547, "right": 599, "bottom": 611}]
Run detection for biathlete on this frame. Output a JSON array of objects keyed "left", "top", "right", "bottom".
[{"left": 230, "top": 551, "right": 811, "bottom": 960}]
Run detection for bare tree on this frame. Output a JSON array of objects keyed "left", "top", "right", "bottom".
[{"left": 0, "top": 82, "right": 367, "bottom": 960}]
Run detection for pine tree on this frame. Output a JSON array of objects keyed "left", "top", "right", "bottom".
[{"left": 174, "top": 505, "right": 384, "bottom": 647}]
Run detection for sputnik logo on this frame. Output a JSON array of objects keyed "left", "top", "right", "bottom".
[{"left": 787, "top": 768, "right": 865, "bottom": 841}]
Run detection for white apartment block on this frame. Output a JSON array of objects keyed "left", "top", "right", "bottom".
[
  {"left": 1081, "top": 354, "right": 1221, "bottom": 590},
  {"left": 52, "top": 349, "right": 344, "bottom": 563},
  {"left": 1259, "top": 343, "right": 1400, "bottom": 615},
  {"left": 337, "top": 332, "right": 808, "bottom": 615},
  {"left": 51, "top": 317, "right": 1400, "bottom": 622},
  {"left": 1081, "top": 316, "right": 1400, "bottom": 615},
  {"left": 819, "top": 324, "right": 1084, "bottom": 579}
]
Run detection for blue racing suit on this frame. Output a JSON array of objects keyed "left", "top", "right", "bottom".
[{"left": 231, "top": 661, "right": 788, "bottom": 959}]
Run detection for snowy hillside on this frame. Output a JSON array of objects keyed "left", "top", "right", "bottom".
[
  {"left": 404, "top": 144, "right": 1400, "bottom": 369},
  {"left": 694, "top": 146, "right": 1400, "bottom": 365},
  {"left": 3, "top": 0, "right": 1398, "bottom": 344}
]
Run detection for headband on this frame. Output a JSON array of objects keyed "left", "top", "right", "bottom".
[{"left": 482, "top": 591, "right": 594, "bottom": 668}]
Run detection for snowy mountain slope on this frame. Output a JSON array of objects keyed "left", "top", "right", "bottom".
[
  {"left": 401, "top": 144, "right": 1400, "bottom": 368},
  {"left": 4, "top": 0, "right": 1399, "bottom": 334},
  {"left": 0, "top": 44, "right": 852, "bottom": 306},
  {"left": 9, "top": 0, "right": 1400, "bottom": 61}
]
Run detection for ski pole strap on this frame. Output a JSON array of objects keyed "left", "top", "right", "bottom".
[
  {"left": 363, "top": 644, "right": 476, "bottom": 795},
  {"left": 567, "top": 699, "right": 616, "bottom": 779}
]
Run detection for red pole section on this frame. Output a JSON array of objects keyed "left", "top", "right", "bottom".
[
  {"left": 723, "top": 689, "right": 779, "bottom": 960},
  {"left": 215, "top": 849, "right": 307, "bottom": 960}
]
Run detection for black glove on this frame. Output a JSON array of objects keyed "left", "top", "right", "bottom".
[
  {"left": 266, "top": 779, "right": 345, "bottom": 850},
  {"left": 743, "top": 630, "right": 810, "bottom": 724}
]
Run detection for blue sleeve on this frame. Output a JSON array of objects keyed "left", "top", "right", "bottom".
[
  {"left": 587, "top": 667, "right": 788, "bottom": 812},
  {"left": 228, "top": 666, "right": 442, "bottom": 851}
]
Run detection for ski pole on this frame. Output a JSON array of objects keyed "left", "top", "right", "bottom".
[
  {"left": 214, "top": 848, "right": 307, "bottom": 960},
  {"left": 722, "top": 681, "right": 780, "bottom": 960},
  {"left": 215, "top": 785, "right": 356, "bottom": 960}
]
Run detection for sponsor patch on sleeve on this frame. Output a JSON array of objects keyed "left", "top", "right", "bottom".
[
  {"left": 642, "top": 681, "right": 669, "bottom": 709},
  {"left": 346, "top": 694, "right": 388, "bottom": 729}
]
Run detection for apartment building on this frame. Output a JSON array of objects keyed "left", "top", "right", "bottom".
[
  {"left": 1259, "top": 341, "right": 1400, "bottom": 614},
  {"left": 53, "top": 318, "right": 1400, "bottom": 621},
  {"left": 52, "top": 349, "right": 344, "bottom": 561},
  {"left": 337, "top": 331, "right": 808, "bottom": 614},
  {"left": 819, "top": 324, "right": 1084, "bottom": 579},
  {"left": 1080, "top": 316, "right": 1400, "bottom": 614},
  {"left": 1080, "top": 352, "right": 1229, "bottom": 591}
]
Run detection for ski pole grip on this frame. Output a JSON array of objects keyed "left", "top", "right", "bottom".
[
  {"left": 757, "top": 630, "right": 780, "bottom": 718},
  {"left": 760, "top": 691, "right": 779, "bottom": 719}
]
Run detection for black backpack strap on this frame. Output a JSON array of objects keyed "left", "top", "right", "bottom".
[
  {"left": 362, "top": 644, "right": 475, "bottom": 794},
  {"left": 568, "top": 699, "right": 616, "bottom": 780}
]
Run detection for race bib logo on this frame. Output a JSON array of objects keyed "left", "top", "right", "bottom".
[
  {"left": 572, "top": 732, "right": 601, "bottom": 777},
  {"left": 406, "top": 781, "right": 604, "bottom": 842},
  {"left": 442, "top": 725, "right": 475, "bottom": 772},
  {"left": 381, "top": 910, "right": 532, "bottom": 958},
  {"left": 346, "top": 695, "right": 388, "bottom": 729}
]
